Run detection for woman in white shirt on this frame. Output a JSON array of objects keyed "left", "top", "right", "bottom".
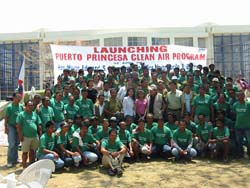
[{"left": 122, "top": 88, "right": 136, "bottom": 119}]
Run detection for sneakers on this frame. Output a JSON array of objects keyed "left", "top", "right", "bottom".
[
  {"left": 74, "top": 162, "right": 80, "bottom": 167},
  {"left": 6, "top": 163, "right": 13, "bottom": 168},
  {"left": 116, "top": 167, "right": 123, "bottom": 175}
]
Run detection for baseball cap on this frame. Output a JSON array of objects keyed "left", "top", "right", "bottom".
[
  {"left": 110, "top": 117, "right": 117, "bottom": 122},
  {"left": 212, "top": 77, "right": 219, "bottom": 82},
  {"left": 149, "top": 84, "right": 157, "bottom": 90}
]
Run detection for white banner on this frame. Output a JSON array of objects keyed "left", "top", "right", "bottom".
[{"left": 51, "top": 44, "right": 207, "bottom": 83}]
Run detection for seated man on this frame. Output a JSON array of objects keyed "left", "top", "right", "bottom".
[
  {"left": 132, "top": 119, "right": 153, "bottom": 160},
  {"left": 71, "top": 124, "right": 99, "bottom": 165},
  {"left": 208, "top": 118, "right": 230, "bottom": 162},
  {"left": 101, "top": 129, "right": 126, "bottom": 176},
  {"left": 56, "top": 122, "right": 82, "bottom": 167},
  {"left": 172, "top": 119, "right": 197, "bottom": 161},
  {"left": 151, "top": 117, "right": 173, "bottom": 158},
  {"left": 37, "top": 121, "right": 64, "bottom": 170}
]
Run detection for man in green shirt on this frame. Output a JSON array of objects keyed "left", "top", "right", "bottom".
[
  {"left": 17, "top": 100, "right": 42, "bottom": 168},
  {"left": 232, "top": 91, "right": 250, "bottom": 158},
  {"left": 151, "top": 117, "right": 173, "bottom": 158},
  {"left": 132, "top": 119, "right": 153, "bottom": 160},
  {"left": 50, "top": 91, "right": 65, "bottom": 129},
  {"left": 76, "top": 88, "right": 94, "bottom": 119},
  {"left": 72, "top": 124, "right": 99, "bottom": 165},
  {"left": 37, "top": 121, "right": 64, "bottom": 169},
  {"left": 37, "top": 96, "right": 54, "bottom": 133},
  {"left": 195, "top": 114, "right": 213, "bottom": 157},
  {"left": 172, "top": 119, "right": 197, "bottom": 161},
  {"left": 4, "top": 93, "right": 23, "bottom": 167},
  {"left": 64, "top": 95, "right": 79, "bottom": 120},
  {"left": 208, "top": 118, "right": 230, "bottom": 162},
  {"left": 101, "top": 129, "right": 126, "bottom": 176}
]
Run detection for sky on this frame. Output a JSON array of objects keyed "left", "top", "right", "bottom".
[{"left": 1, "top": 0, "right": 250, "bottom": 33}]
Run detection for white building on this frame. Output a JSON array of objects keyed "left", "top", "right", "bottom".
[{"left": 0, "top": 23, "right": 250, "bottom": 98}]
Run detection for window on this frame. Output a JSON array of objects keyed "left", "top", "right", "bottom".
[
  {"left": 152, "top": 37, "right": 170, "bottom": 45},
  {"left": 128, "top": 37, "right": 147, "bottom": 46},
  {"left": 198, "top": 38, "right": 206, "bottom": 48},
  {"left": 104, "top": 37, "right": 123, "bottom": 46},
  {"left": 81, "top": 39, "right": 100, "bottom": 46},
  {"left": 175, "top": 37, "right": 193, "bottom": 46}
]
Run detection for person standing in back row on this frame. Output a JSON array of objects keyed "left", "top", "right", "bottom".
[{"left": 4, "top": 93, "right": 23, "bottom": 168}]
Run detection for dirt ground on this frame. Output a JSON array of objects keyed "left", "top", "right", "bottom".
[{"left": 0, "top": 146, "right": 250, "bottom": 188}]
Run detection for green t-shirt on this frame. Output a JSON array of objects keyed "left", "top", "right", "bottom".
[
  {"left": 75, "top": 98, "right": 94, "bottom": 118},
  {"left": 37, "top": 132, "right": 56, "bottom": 158},
  {"left": 192, "top": 94, "right": 212, "bottom": 117},
  {"left": 212, "top": 127, "right": 230, "bottom": 140},
  {"left": 186, "top": 121, "right": 197, "bottom": 134},
  {"left": 118, "top": 129, "right": 131, "bottom": 146},
  {"left": 64, "top": 104, "right": 79, "bottom": 120},
  {"left": 196, "top": 122, "right": 213, "bottom": 143},
  {"left": 38, "top": 106, "right": 54, "bottom": 132},
  {"left": 126, "top": 123, "right": 138, "bottom": 134},
  {"left": 16, "top": 111, "right": 41, "bottom": 138},
  {"left": 173, "top": 128, "right": 192, "bottom": 149},
  {"left": 56, "top": 132, "right": 69, "bottom": 148},
  {"left": 50, "top": 98, "right": 65, "bottom": 122},
  {"left": 213, "top": 102, "right": 230, "bottom": 117},
  {"left": 5, "top": 103, "right": 23, "bottom": 126},
  {"left": 101, "top": 138, "right": 124, "bottom": 152},
  {"left": 233, "top": 101, "right": 250, "bottom": 129},
  {"left": 61, "top": 93, "right": 72, "bottom": 105},
  {"left": 151, "top": 126, "right": 172, "bottom": 145},
  {"left": 88, "top": 125, "right": 102, "bottom": 137},
  {"left": 145, "top": 122, "right": 158, "bottom": 130},
  {"left": 72, "top": 133, "right": 96, "bottom": 152},
  {"left": 96, "top": 127, "right": 111, "bottom": 141},
  {"left": 164, "top": 122, "right": 178, "bottom": 133},
  {"left": 132, "top": 129, "right": 153, "bottom": 145}
]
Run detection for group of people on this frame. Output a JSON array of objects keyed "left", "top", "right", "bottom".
[{"left": 4, "top": 62, "right": 250, "bottom": 176}]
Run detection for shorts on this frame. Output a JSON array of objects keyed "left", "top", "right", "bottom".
[{"left": 22, "top": 137, "right": 39, "bottom": 152}]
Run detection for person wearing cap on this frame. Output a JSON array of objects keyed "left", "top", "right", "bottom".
[
  {"left": 71, "top": 124, "right": 99, "bottom": 165},
  {"left": 109, "top": 116, "right": 120, "bottom": 130},
  {"left": 36, "top": 96, "right": 54, "bottom": 133},
  {"left": 172, "top": 119, "right": 197, "bottom": 161},
  {"left": 151, "top": 117, "right": 173, "bottom": 158},
  {"left": 75, "top": 88, "right": 94, "bottom": 119},
  {"left": 56, "top": 122, "right": 82, "bottom": 167},
  {"left": 88, "top": 116, "right": 102, "bottom": 138},
  {"left": 146, "top": 84, "right": 165, "bottom": 120},
  {"left": 37, "top": 121, "right": 64, "bottom": 170},
  {"left": 165, "top": 81, "right": 183, "bottom": 121},
  {"left": 17, "top": 100, "right": 42, "bottom": 168},
  {"left": 193, "top": 68, "right": 201, "bottom": 85},
  {"left": 101, "top": 129, "right": 126, "bottom": 176},
  {"left": 132, "top": 119, "right": 153, "bottom": 161},
  {"left": 192, "top": 85, "right": 214, "bottom": 123}
]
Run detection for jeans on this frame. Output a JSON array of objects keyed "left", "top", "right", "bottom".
[
  {"left": 235, "top": 128, "right": 250, "bottom": 157},
  {"left": 39, "top": 153, "right": 64, "bottom": 169},
  {"left": 171, "top": 147, "right": 197, "bottom": 159},
  {"left": 152, "top": 144, "right": 172, "bottom": 157},
  {"left": 83, "top": 151, "right": 98, "bottom": 164},
  {"left": 7, "top": 125, "right": 19, "bottom": 164}
]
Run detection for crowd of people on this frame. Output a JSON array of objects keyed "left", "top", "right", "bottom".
[{"left": 4, "top": 62, "right": 250, "bottom": 176}]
